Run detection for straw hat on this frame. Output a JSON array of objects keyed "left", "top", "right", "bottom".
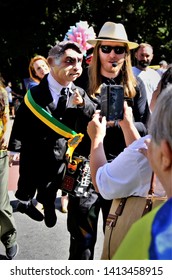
[{"left": 87, "top": 22, "right": 138, "bottom": 50}]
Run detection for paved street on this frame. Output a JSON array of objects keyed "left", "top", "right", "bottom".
[
  {"left": 0, "top": 119, "right": 104, "bottom": 260},
  {"left": 0, "top": 166, "right": 104, "bottom": 260}
]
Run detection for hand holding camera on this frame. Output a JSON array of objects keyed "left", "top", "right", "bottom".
[
  {"left": 100, "top": 84, "right": 133, "bottom": 122},
  {"left": 100, "top": 84, "right": 124, "bottom": 121}
]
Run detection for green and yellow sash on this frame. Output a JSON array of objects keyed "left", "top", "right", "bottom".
[{"left": 24, "top": 90, "right": 84, "bottom": 162}]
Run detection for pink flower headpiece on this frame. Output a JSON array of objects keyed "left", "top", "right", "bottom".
[{"left": 64, "top": 21, "right": 96, "bottom": 55}]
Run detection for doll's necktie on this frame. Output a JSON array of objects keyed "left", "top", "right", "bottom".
[{"left": 52, "top": 88, "right": 69, "bottom": 118}]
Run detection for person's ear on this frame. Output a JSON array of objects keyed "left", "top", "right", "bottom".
[
  {"left": 161, "top": 140, "right": 172, "bottom": 171},
  {"left": 47, "top": 57, "right": 55, "bottom": 67}
]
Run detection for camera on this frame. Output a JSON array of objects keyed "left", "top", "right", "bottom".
[
  {"left": 100, "top": 84, "right": 134, "bottom": 121},
  {"left": 100, "top": 84, "right": 124, "bottom": 121}
]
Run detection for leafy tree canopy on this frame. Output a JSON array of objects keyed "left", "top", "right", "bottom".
[{"left": 0, "top": 0, "right": 171, "bottom": 92}]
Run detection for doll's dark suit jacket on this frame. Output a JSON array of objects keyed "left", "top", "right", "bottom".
[{"left": 8, "top": 74, "right": 95, "bottom": 203}]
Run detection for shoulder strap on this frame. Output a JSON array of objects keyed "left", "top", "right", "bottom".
[
  {"left": 24, "top": 90, "right": 84, "bottom": 162},
  {"left": 142, "top": 172, "right": 155, "bottom": 216}
]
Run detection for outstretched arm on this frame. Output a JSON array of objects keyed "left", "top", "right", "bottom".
[
  {"left": 87, "top": 103, "right": 141, "bottom": 193},
  {"left": 87, "top": 112, "right": 107, "bottom": 192},
  {"left": 119, "top": 101, "right": 140, "bottom": 146}
]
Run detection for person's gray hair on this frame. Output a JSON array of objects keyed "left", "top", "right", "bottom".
[
  {"left": 159, "top": 60, "right": 168, "bottom": 67},
  {"left": 48, "top": 40, "right": 83, "bottom": 58},
  {"left": 149, "top": 84, "right": 172, "bottom": 149}
]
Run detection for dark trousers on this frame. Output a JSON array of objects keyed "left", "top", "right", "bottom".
[
  {"left": 15, "top": 161, "right": 66, "bottom": 206},
  {"left": 67, "top": 192, "right": 112, "bottom": 260}
]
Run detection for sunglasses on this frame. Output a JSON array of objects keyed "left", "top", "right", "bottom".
[{"left": 100, "top": 45, "right": 126, "bottom": 54}]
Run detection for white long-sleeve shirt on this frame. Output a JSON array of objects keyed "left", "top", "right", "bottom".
[{"left": 96, "top": 135, "right": 166, "bottom": 200}]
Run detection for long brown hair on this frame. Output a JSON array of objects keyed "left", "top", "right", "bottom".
[{"left": 88, "top": 42, "right": 137, "bottom": 98}]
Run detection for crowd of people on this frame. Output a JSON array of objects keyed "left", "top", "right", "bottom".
[{"left": 0, "top": 20, "right": 171, "bottom": 260}]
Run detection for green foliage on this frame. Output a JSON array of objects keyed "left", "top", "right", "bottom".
[{"left": 0, "top": 0, "right": 171, "bottom": 89}]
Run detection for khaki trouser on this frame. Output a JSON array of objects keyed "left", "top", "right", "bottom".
[{"left": 0, "top": 150, "right": 17, "bottom": 248}]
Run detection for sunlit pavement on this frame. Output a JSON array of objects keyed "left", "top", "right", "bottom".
[{"left": 0, "top": 160, "right": 103, "bottom": 260}]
